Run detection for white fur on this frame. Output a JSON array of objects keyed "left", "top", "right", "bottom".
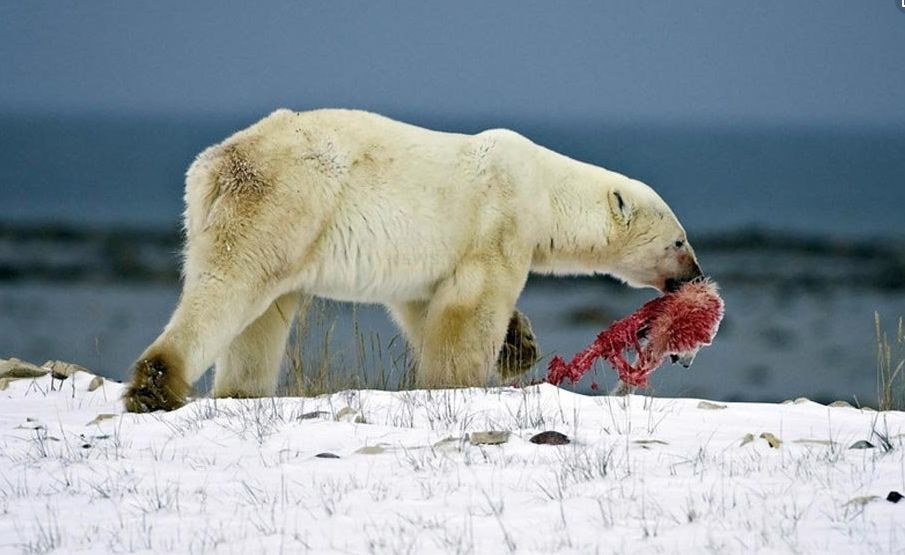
[{"left": 133, "top": 109, "right": 700, "bottom": 396}]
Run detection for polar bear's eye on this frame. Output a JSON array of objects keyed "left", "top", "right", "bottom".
[{"left": 674, "top": 240, "right": 684, "bottom": 248}]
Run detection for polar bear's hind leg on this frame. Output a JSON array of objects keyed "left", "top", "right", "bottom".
[
  {"left": 212, "top": 292, "right": 304, "bottom": 398},
  {"left": 124, "top": 135, "right": 321, "bottom": 412}
]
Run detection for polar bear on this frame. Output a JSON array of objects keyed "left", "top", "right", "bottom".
[{"left": 123, "top": 109, "right": 702, "bottom": 412}]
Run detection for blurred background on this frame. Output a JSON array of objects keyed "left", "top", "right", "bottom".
[{"left": 1, "top": 2, "right": 903, "bottom": 404}]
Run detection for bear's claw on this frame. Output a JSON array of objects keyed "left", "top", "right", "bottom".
[{"left": 122, "top": 354, "right": 189, "bottom": 413}]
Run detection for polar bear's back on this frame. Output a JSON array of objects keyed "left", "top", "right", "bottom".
[{"left": 183, "top": 109, "right": 549, "bottom": 303}]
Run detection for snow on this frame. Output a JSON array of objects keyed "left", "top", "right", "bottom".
[{"left": 1, "top": 373, "right": 904, "bottom": 554}]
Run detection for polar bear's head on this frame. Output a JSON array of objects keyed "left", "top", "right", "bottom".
[{"left": 606, "top": 180, "right": 703, "bottom": 293}]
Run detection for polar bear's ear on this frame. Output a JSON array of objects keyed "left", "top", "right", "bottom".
[{"left": 608, "top": 190, "right": 633, "bottom": 225}]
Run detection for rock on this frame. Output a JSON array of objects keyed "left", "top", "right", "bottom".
[
  {"left": 760, "top": 432, "right": 782, "bottom": 448},
  {"left": 887, "top": 491, "right": 903, "bottom": 503},
  {"left": 0, "top": 358, "right": 49, "bottom": 379},
  {"left": 849, "top": 440, "right": 875, "bottom": 450},
  {"left": 315, "top": 452, "right": 340, "bottom": 459},
  {"left": 829, "top": 400, "right": 854, "bottom": 408},
  {"left": 740, "top": 433, "right": 755, "bottom": 447},
  {"left": 793, "top": 397, "right": 813, "bottom": 405},
  {"left": 529, "top": 431, "right": 570, "bottom": 445},
  {"left": 432, "top": 436, "right": 466, "bottom": 452},
  {"left": 468, "top": 431, "right": 510, "bottom": 446},
  {"left": 793, "top": 438, "right": 836, "bottom": 446},
  {"left": 87, "top": 376, "right": 104, "bottom": 392},
  {"left": 299, "top": 410, "right": 330, "bottom": 420},
  {"left": 335, "top": 407, "right": 362, "bottom": 422},
  {"left": 633, "top": 439, "right": 669, "bottom": 446},
  {"left": 697, "top": 401, "right": 727, "bottom": 410},
  {"left": 43, "top": 360, "right": 92, "bottom": 380},
  {"left": 355, "top": 445, "right": 387, "bottom": 455},
  {"left": 86, "top": 414, "right": 117, "bottom": 426}
]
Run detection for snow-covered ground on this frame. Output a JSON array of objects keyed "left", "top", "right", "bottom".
[{"left": 2, "top": 372, "right": 904, "bottom": 554}]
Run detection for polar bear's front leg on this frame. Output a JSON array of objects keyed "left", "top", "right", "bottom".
[
  {"left": 393, "top": 302, "right": 540, "bottom": 382},
  {"left": 417, "top": 259, "right": 529, "bottom": 388}
]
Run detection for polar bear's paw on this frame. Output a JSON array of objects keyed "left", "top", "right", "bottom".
[
  {"left": 123, "top": 353, "right": 189, "bottom": 413},
  {"left": 496, "top": 310, "right": 540, "bottom": 380}
]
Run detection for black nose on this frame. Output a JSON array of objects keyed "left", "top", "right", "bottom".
[{"left": 664, "top": 278, "right": 684, "bottom": 293}]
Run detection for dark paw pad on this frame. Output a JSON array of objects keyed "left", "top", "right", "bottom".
[
  {"left": 123, "top": 354, "right": 189, "bottom": 413},
  {"left": 497, "top": 310, "right": 540, "bottom": 380}
]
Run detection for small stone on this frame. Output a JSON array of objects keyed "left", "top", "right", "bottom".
[
  {"left": 355, "top": 445, "right": 386, "bottom": 455},
  {"left": 299, "top": 410, "right": 329, "bottom": 420},
  {"left": 829, "top": 400, "right": 853, "bottom": 408},
  {"left": 468, "top": 431, "right": 510, "bottom": 445},
  {"left": 87, "top": 376, "right": 104, "bottom": 392},
  {"left": 740, "top": 433, "right": 755, "bottom": 447},
  {"left": 697, "top": 401, "right": 727, "bottom": 410},
  {"left": 887, "top": 491, "right": 903, "bottom": 503},
  {"left": 432, "top": 436, "right": 465, "bottom": 452},
  {"left": 0, "top": 358, "right": 49, "bottom": 379},
  {"left": 334, "top": 407, "right": 359, "bottom": 422},
  {"left": 793, "top": 438, "right": 836, "bottom": 446},
  {"left": 633, "top": 439, "right": 669, "bottom": 446},
  {"left": 529, "top": 431, "right": 570, "bottom": 445},
  {"left": 849, "top": 440, "right": 875, "bottom": 450},
  {"left": 760, "top": 432, "right": 782, "bottom": 448},
  {"left": 86, "top": 414, "right": 117, "bottom": 426},
  {"left": 315, "top": 452, "right": 340, "bottom": 459},
  {"left": 793, "top": 397, "right": 813, "bottom": 405},
  {"left": 43, "top": 360, "right": 92, "bottom": 380}
]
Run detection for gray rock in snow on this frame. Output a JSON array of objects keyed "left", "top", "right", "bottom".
[
  {"left": 849, "top": 440, "right": 875, "bottom": 449},
  {"left": 529, "top": 431, "right": 570, "bottom": 445},
  {"left": 469, "top": 431, "right": 510, "bottom": 445},
  {"left": 43, "top": 360, "right": 92, "bottom": 380},
  {"left": 0, "top": 358, "right": 49, "bottom": 379}
]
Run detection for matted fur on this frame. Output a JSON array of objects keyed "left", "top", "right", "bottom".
[{"left": 124, "top": 109, "right": 702, "bottom": 412}]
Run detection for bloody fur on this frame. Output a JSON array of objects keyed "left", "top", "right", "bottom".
[{"left": 547, "top": 280, "right": 724, "bottom": 388}]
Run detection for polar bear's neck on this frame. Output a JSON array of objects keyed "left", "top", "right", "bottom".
[{"left": 529, "top": 146, "right": 628, "bottom": 277}]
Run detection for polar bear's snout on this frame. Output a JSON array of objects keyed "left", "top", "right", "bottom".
[{"left": 664, "top": 261, "right": 704, "bottom": 293}]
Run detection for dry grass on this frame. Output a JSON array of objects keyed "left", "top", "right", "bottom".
[
  {"left": 875, "top": 312, "right": 905, "bottom": 411},
  {"left": 279, "top": 300, "right": 544, "bottom": 397},
  {"left": 281, "top": 298, "right": 415, "bottom": 397}
]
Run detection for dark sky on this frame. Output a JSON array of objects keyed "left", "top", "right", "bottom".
[{"left": 2, "top": 1, "right": 903, "bottom": 124}]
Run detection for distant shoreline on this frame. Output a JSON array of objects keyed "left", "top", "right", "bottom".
[{"left": 2, "top": 222, "right": 903, "bottom": 289}]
